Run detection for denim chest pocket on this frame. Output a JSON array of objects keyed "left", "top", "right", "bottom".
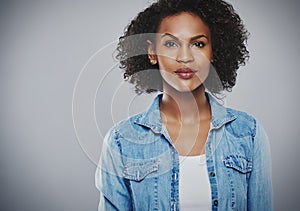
[
  {"left": 223, "top": 155, "right": 252, "bottom": 209},
  {"left": 223, "top": 155, "right": 252, "bottom": 173},
  {"left": 123, "top": 159, "right": 159, "bottom": 181}
]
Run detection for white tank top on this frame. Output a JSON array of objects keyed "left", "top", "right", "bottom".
[{"left": 179, "top": 154, "right": 212, "bottom": 211}]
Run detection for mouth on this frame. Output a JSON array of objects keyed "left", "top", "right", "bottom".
[{"left": 174, "top": 67, "right": 197, "bottom": 79}]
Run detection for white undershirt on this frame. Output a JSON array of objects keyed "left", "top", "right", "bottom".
[{"left": 179, "top": 154, "right": 212, "bottom": 211}]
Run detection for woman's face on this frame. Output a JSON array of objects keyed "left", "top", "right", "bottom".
[{"left": 148, "top": 12, "right": 213, "bottom": 93}]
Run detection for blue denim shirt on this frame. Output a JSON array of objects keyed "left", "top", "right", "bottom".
[{"left": 95, "top": 93, "right": 273, "bottom": 210}]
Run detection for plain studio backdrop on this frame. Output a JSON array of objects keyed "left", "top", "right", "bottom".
[{"left": 0, "top": 0, "right": 299, "bottom": 210}]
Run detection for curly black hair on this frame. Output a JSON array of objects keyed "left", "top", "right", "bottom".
[{"left": 116, "top": 0, "right": 249, "bottom": 94}]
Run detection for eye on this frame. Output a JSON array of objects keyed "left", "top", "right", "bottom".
[
  {"left": 192, "top": 41, "right": 205, "bottom": 48},
  {"left": 164, "top": 40, "right": 178, "bottom": 48}
]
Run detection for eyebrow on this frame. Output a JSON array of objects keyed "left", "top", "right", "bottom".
[{"left": 160, "top": 33, "right": 209, "bottom": 41}]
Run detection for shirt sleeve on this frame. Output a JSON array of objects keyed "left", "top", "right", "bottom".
[
  {"left": 95, "top": 128, "right": 132, "bottom": 211},
  {"left": 247, "top": 120, "right": 273, "bottom": 210}
]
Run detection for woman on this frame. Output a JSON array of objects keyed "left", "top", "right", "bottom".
[{"left": 95, "top": 0, "right": 273, "bottom": 210}]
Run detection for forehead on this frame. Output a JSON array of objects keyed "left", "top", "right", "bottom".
[{"left": 157, "top": 12, "right": 211, "bottom": 39}]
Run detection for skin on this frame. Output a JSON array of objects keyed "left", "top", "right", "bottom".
[{"left": 147, "top": 12, "right": 213, "bottom": 156}]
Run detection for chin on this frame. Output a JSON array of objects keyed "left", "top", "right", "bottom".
[{"left": 163, "top": 80, "right": 204, "bottom": 93}]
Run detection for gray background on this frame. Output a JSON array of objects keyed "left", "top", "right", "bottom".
[{"left": 1, "top": 0, "right": 299, "bottom": 210}]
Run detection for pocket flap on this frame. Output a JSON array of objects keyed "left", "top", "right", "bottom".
[
  {"left": 123, "top": 159, "right": 159, "bottom": 181},
  {"left": 224, "top": 155, "right": 252, "bottom": 173}
]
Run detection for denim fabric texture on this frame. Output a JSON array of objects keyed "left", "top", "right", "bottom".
[{"left": 95, "top": 93, "right": 273, "bottom": 211}]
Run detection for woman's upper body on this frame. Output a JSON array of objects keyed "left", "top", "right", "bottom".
[
  {"left": 96, "top": 0, "right": 273, "bottom": 210},
  {"left": 95, "top": 92, "right": 273, "bottom": 211}
]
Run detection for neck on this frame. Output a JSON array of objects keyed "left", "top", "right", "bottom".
[{"left": 160, "top": 85, "right": 211, "bottom": 123}]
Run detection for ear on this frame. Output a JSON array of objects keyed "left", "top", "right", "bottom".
[{"left": 147, "top": 40, "right": 157, "bottom": 65}]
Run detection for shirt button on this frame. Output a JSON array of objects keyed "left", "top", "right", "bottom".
[
  {"left": 214, "top": 200, "right": 218, "bottom": 206},
  {"left": 174, "top": 173, "right": 178, "bottom": 180},
  {"left": 210, "top": 172, "right": 215, "bottom": 177}
]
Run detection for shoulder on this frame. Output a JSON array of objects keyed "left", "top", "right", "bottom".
[
  {"left": 116, "top": 111, "right": 147, "bottom": 132},
  {"left": 225, "top": 107, "right": 257, "bottom": 138},
  {"left": 223, "top": 107, "right": 270, "bottom": 151},
  {"left": 104, "top": 111, "right": 149, "bottom": 142},
  {"left": 104, "top": 94, "right": 162, "bottom": 145},
  {"left": 207, "top": 92, "right": 259, "bottom": 138}
]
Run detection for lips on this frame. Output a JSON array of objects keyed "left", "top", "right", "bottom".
[{"left": 174, "top": 67, "right": 196, "bottom": 79}]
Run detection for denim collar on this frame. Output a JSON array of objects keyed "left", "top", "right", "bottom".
[{"left": 134, "top": 92, "right": 237, "bottom": 133}]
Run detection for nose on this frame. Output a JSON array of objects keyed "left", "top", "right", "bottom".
[{"left": 176, "top": 46, "right": 194, "bottom": 63}]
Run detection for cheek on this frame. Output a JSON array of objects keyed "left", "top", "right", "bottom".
[
  {"left": 197, "top": 56, "right": 211, "bottom": 67},
  {"left": 196, "top": 47, "right": 212, "bottom": 59},
  {"left": 155, "top": 46, "right": 178, "bottom": 63},
  {"left": 195, "top": 50, "right": 213, "bottom": 66},
  {"left": 157, "top": 55, "right": 176, "bottom": 69}
]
